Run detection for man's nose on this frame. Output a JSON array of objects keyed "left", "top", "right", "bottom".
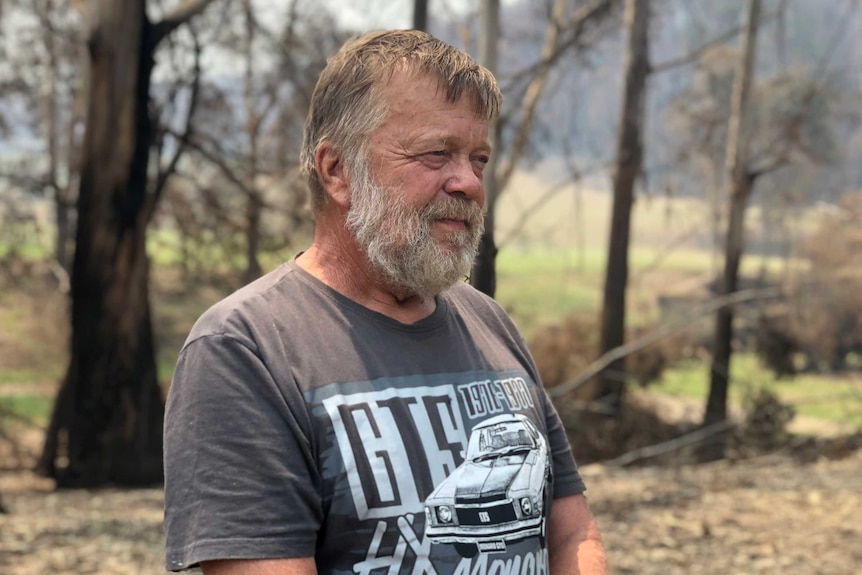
[{"left": 442, "top": 156, "right": 485, "bottom": 205}]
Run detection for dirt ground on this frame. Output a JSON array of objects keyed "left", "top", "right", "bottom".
[{"left": 1, "top": 426, "right": 861, "bottom": 575}]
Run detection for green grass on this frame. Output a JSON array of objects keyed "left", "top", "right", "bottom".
[
  {"left": 0, "top": 395, "right": 53, "bottom": 425},
  {"left": 495, "top": 247, "right": 603, "bottom": 336},
  {"left": 0, "top": 235, "right": 51, "bottom": 261},
  {"left": 0, "top": 366, "right": 63, "bottom": 386},
  {"left": 657, "top": 353, "right": 862, "bottom": 428}
]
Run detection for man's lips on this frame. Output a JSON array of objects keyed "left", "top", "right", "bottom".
[{"left": 435, "top": 218, "right": 469, "bottom": 231}]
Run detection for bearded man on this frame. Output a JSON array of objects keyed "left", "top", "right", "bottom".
[{"left": 164, "top": 29, "right": 608, "bottom": 575}]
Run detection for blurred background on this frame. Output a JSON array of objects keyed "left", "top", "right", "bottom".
[{"left": 1, "top": 0, "right": 861, "bottom": 573}]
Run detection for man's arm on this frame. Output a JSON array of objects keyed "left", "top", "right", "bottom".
[
  {"left": 547, "top": 493, "right": 609, "bottom": 575},
  {"left": 201, "top": 557, "right": 317, "bottom": 575}
]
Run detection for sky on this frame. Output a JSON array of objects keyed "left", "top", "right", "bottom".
[
  {"left": 321, "top": 0, "right": 415, "bottom": 30},
  {"left": 302, "top": 0, "right": 518, "bottom": 32}
]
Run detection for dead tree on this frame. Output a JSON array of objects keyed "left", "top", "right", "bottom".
[
  {"left": 37, "top": 0, "right": 216, "bottom": 487},
  {"left": 413, "top": 0, "right": 429, "bottom": 31},
  {"left": 595, "top": 0, "right": 650, "bottom": 416},
  {"left": 703, "top": 0, "right": 761, "bottom": 446},
  {"left": 470, "top": 0, "right": 501, "bottom": 296}
]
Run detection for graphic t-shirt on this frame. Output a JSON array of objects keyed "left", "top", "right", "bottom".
[{"left": 164, "top": 261, "right": 585, "bottom": 574}]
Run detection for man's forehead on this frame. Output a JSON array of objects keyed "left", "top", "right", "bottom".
[
  {"left": 379, "top": 68, "right": 486, "bottom": 116},
  {"left": 381, "top": 67, "right": 442, "bottom": 93}
]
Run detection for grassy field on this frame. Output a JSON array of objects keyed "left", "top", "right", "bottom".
[{"left": 659, "top": 354, "right": 862, "bottom": 428}]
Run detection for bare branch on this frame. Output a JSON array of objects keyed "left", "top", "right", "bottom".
[
  {"left": 495, "top": 0, "right": 615, "bottom": 197},
  {"left": 748, "top": 152, "right": 790, "bottom": 180},
  {"left": 502, "top": 0, "right": 617, "bottom": 92},
  {"left": 604, "top": 421, "right": 735, "bottom": 467},
  {"left": 650, "top": 23, "right": 743, "bottom": 74},
  {"left": 174, "top": 132, "right": 251, "bottom": 195},
  {"left": 151, "top": 0, "right": 218, "bottom": 46},
  {"left": 495, "top": 0, "right": 567, "bottom": 193},
  {"left": 547, "top": 287, "right": 784, "bottom": 399},
  {"left": 150, "top": 26, "right": 203, "bottom": 211},
  {"left": 498, "top": 161, "right": 610, "bottom": 248},
  {"left": 170, "top": 129, "right": 285, "bottom": 212},
  {"left": 650, "top": 9, "right": 779, "bottom": 75},
  {"left": 498, "top": 178, "right": 571, "bottom": 248}
]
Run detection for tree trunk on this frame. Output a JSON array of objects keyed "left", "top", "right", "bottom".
[
  {"left": 36, "top": 0, "right": 164, "bottom": 487},
  {"left": 37, "top": 0, "right": 74, "bottom": 273},
  {"left": 595, "top": 0, "right": 650, "bottom": 415},
  {"left": 243, "top": 0, "right": 262, "bottom": 284},
  {"left": 705, "top": 177, "right": 752, "bottom": 428},
  {"left": 703, "top": 0, "right": 761, "bottom": 457},
  {"left": 244, "top": 194, "right": 263, "bottom": 284},
  {"left": 412, "top": 0, "right": 429, "bottom": 31},
  {"left": 470, "top": 0, "right": 500, "bottom": 297}
]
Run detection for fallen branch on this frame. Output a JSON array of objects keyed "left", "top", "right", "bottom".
[
  {"left": 548, "top": 286, "right": 784, "bottom": 398},
  {"left": 604, "top": 420, "right": 735, "bottom": 467}
]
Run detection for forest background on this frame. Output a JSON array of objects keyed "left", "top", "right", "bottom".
[{"left": 1, "top": 0, "right": 862, "bottom": 573}]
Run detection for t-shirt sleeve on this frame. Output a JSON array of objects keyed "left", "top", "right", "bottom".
[
  {"left": 163, "top": 333, "right": 322, "bottom": 572},
  {"left": 448, "top": 284, "right": 587, "bottom": 500},
  {"left": 541, "top": 388, "right": 586, "bottom": 499}
]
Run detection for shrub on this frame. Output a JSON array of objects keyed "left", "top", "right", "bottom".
[
  {"left": 736, "top": 388, "right": 795, "bottom": 454},
  {"left": 745, "top": 192, "right": 862, "bottom": 375},
  {"left": 528, "top": 314, "right": 688, "bottom": 393}
]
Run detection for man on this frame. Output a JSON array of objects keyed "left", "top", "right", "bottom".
[{"left": 164, "top": 29, "right": 608, "bottom": 575}]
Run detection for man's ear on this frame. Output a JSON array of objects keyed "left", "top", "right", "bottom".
[{"left": 315, "top": 142, "right": 350, "bottom": 208}]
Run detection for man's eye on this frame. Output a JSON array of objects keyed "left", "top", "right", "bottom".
[
  {"left": 471, "top": 156, "right": 490, "bottom": 170},
  {"left": 421, "top": 151, "right": 448, "bottom": 166}
]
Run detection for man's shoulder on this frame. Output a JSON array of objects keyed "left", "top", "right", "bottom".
[
  {"left": 444, "top": 281, "right": 515, "bottom": 325},
  {"left": 444, "top": 280, "right": 497, "bottom": 305},
  {"left": 186, "top": 263, "right": 305, "bottom": 341}
]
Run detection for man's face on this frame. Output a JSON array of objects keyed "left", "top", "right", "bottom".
[{"left": 346, "top": 71, "right": 491, "bottom": 298}]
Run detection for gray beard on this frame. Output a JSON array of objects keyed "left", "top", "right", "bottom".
[{"left": 345, "top": 167, "right": 485, "bottom": 299}]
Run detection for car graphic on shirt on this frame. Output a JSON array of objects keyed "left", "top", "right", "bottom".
[{"left": 423, "top": 413, "right": 551, "bottom": 557}]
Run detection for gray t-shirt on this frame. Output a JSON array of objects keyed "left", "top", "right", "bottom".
[{"left": 164, "top": 261, "right": 585, "bottom": 574}]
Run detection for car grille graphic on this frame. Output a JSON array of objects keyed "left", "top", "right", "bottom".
[{"left": 456, "top": 503, "right": 517, "bottom": 525}]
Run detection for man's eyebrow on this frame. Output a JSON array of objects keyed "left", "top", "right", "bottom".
[{"left": 409, "top": 135, "right": 490, "bottom": 151}]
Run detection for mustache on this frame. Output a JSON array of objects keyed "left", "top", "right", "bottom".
[{"left": 422, "top": 197, "right": 485, "bottom": 227}]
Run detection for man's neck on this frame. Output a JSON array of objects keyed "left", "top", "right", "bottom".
[{"left": 296, "top": 230, "right": 438, "bottom": 325}]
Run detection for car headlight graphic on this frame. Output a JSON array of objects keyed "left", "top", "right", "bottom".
[
  {"left": 520, "top": 497, "right": 534, "bottom": 515},
  {"left": 436, "top": 505, "right": 453, "bottom": 523}
]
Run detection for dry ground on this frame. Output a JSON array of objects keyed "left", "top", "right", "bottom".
[{"left": 1, "top": 426, "right": 861, "bottom": 575}]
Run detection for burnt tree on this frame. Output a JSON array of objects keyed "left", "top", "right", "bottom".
[
  {"left": 36, "top": 0, "right": 216, "bottom": 487},
  {"left": 595, "top": 0, "right": 649, "bottom": 415},
  {"left": 703, "top": 0, "right": 761, "bottom": 442},
  {"left": 413, "top": 0, "right": 429, "bottom": 31},
  {"left": 470, "top": 0, "right": 500, "bottom": 296}
]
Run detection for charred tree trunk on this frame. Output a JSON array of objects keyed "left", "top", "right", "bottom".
[
  {"left": 412, "top": 0, "right": 429, "bottom": 31},
  {"left": 37, "top": 0, "right": 162, "bottom": 487},
  {"left": 595, "top": 0, "right": 650, "bottom": 415},
  {"left": 470, "top": 0, "right": 500, "bottom": 297},
  {"left": 705, "top": 177, "right": 752, "bottom": 427},
  {"left": 243, "top": 0, "right": 262, "bottom": 284},
  {"left": 244, "top": 195, "right": 263, "bottom": 284},
  {"left": 703, "top": 0, "right": 761, "bottom": 458}
]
